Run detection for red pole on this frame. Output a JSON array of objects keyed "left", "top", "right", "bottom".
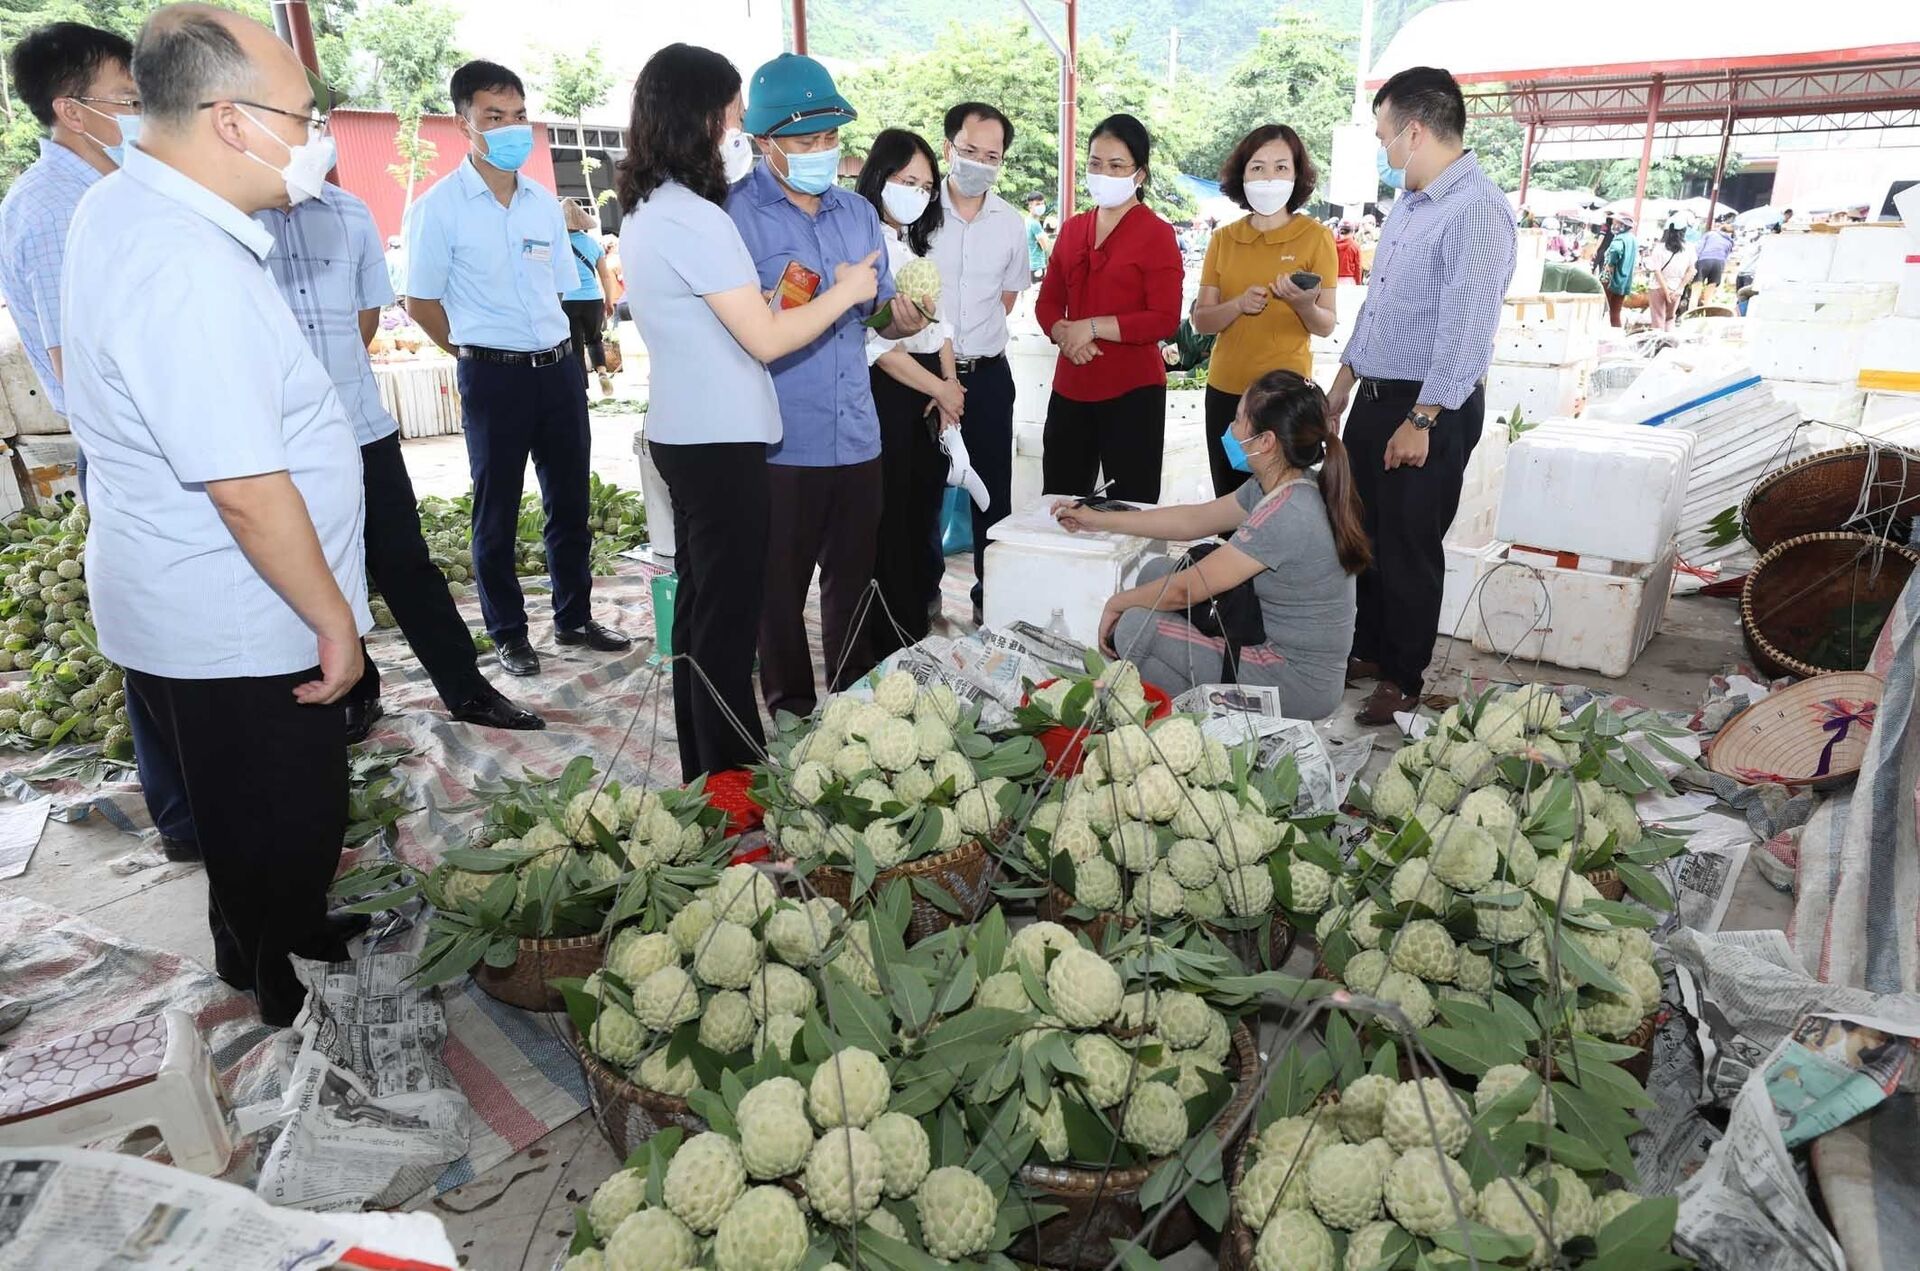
[
  {"left": 1060, "top": 0, "right": 1077, "bottom": 217},
  {"left": 1517, "top": 121, "right": 1536, "bottom": 204},
  {"left": 270, "top": 0, "right": 321, "bottom": 75},
  {"left": 792, "top": 0, "right": 807, "bottom": 55},
  {"left": 1631, "top": 73, "right": 1663, "bottom": 230},
  {"left": 1707, "top": 95, "right": 1734, "bottom": 223}
]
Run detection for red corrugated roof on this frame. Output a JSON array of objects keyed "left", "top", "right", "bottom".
[{"left": 330, "top": 109, "right": 562, "bottom": 239}]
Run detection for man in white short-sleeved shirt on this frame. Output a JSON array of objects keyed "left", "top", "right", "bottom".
[
  {"left": 928, "top": 101, "right": 1031, "bottom": 624},
  {"left": 62, "top": 3, "right": 370, "bottom": 1025}
]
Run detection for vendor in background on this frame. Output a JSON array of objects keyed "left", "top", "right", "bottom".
[
  {"left": 1035, "top": 113, "right": 1182, "bottom": 502},
  {"left": 614, "top": 43, "right": 879, "bottom": 777},
  {"left": 1161, "top": 317, "right": 1214, "bottom": 373},
  {"left": 1588, "top": 212, "right": 1616, "bottom": 274},
  {"left": 1187, "top": 123, "right": 1336, "bottom": 498},
  {"left": 0, "top": 20, "right": 201, "bottom": 864},
  {"left": 254, "top": 168, "right": 542, "bottom": 739},
  {"left": 727, "top": 53, "right": 926, "bottom": 719},
  {"left": 1025, "top": 191, "right": 1051, "bottom": 283},
  {"left": 1695, "top": 216, "right": 1734, "bottom": 291},
  {"left": 855, "top": 128, "right": 960, "bottom": 659},
  {"left": 561, "top": 198, "right": 617, "bottom": 394},
  {"left": 1646, "top": 219, "right": 1695, "bottom": 331},
  {"left": 1050, "top": 370, "right": 1365, "bottom": 719},
  {"left": 1335, "top": 220, "right": 1363, "bottom": 283},
  {"left": 602, "top": 234, "right": 628, "bottom": 324},
  {"left": 1599, "top": 212, "right": 1636, "bottom": 327}
]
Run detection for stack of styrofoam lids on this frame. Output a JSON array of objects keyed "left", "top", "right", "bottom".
[
  {"left": 1496, "top": 422, "right": 1695, "bottom": 562},
  {"left": 1707, "top": 671, "right": 1883, "bottom": 789}
]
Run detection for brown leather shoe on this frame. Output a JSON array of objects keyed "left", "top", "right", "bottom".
[
  {"left": 1355, "top": 680, "right": 1418, "bottom": 726},
  {"left": 1346, "top": 657, "right": 1382, "bottom": 686}
]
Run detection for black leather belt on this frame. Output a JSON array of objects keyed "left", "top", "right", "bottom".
[
  {"left": 953, "top": 353, "right": 1006, "bottom": 374},
  {"left": 459, "top": 339, "right": 574, "bottom": 367},
  {"left": 1358, "top": 376, "right": 1424, "bottom": 399}
]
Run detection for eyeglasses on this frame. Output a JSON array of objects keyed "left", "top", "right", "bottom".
[
  {"left": 199, "top": 99, "right": 329, "bottom": 132},
  {"left": 951, "top": 142, "right": 1003, "bottom": 166},
  {"left": 70, "top": 95, "right": 141, "bottom": 111},
  {"left": 1085, "top": 158, "right": 1137, "bottom": 176}
]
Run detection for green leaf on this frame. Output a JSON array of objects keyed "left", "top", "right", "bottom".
[
  {"left": 1545, "top": 924, "right": 1630, "bottom": 995},
  {"left": 688, "top": 1089, "right": 737, "bottom": 1137},
  {"left": 1060, "top": 1091, "right": 1129, "bottom": 1166},
  {"left": 1108, "top": 1240, "right": 1163, "bottom": 1271},
  {"left": 1261, "top": 1045, "right": 1332, "bottom": 1122},
  {"left": 910, "top": 873, "right": 964, "bottom": 915},
  {"left": 974, "top": 906, "right": 1009, "bottom": 976},
  {"left": 1595, "top": 1194, "right": 1679, "bottom": 1257},
  {"left": 1324, "top": 1010, "right": 1363, "bottom": 1088},
  {"left": 924, "top": 1006, "right": 1034, "bottom": 1065},
  {"left": 822, "top": 966, "right": 896, "bottom": 1054},
  {"left": 1428, "top": 1220, "right": 1532, "bottom": 1262},
  {"left": 569, "top": 1205, "right": 596, "bottom": 1255},
  {"left": 852, "top": 837, "right": 878, "bottom": 901},
  {"left": 1613, "top": 859, "right": 1674, "bottom": 911},
  {"left": 892, "top": 1057, "right": 960, "bottom": 1117}
]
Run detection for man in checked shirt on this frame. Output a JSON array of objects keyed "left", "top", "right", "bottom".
[{"left": 1325, "top": 66, "right": 1516, "bottom": 726}]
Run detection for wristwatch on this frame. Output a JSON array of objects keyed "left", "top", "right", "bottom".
[{"left": 1405, "top": 407, "right": 1438, "bottom": 431}]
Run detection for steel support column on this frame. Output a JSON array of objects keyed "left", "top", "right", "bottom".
[
  {"left": 1707, "top": 95, "right": 1735, "bottom": 221},
  {"left": 1517, "top": 121, "right": 1537, "bottom": 203},
  {"left": 270, "top": 0, "right": 320, "bottom": 75},
  {"left": 1631, "top": 74, "right": 1664, "bottom": 228},
  {"left": 792, "top": 0, "right": 807, "bottom": 55}
]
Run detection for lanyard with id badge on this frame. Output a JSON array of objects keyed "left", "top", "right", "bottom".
[{"left": 522, "top": 237, "right": 553, "bottom": 267}]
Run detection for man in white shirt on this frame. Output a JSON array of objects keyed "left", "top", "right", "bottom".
[
  {"left": 63, "top": 3, "right": 370, "bottom": 1026},
  {"left": 928, "top": 101, "right": 1031, "bottom": 625}
]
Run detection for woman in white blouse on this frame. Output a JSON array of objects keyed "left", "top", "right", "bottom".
[{"left": 854, "top": 128, "right": 963, "bottom": 657}]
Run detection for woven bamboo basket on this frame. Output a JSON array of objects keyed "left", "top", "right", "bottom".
[
  {"left": 1740, "top": 533, "right": 1919, "bottom": 679},
  {"left": 1040, "top": 882, "right": 1297, "bottom": 967},
  {"left": 574, "top": 1034, "right": 709, "bottom": 1159},
  {"left": 1218, "top": 1089, "right": 1340, "bottom": 1271},
  {"left": 473, "top": 932, "right": 605, "bottom": 1012},
  {"left": 805, "top": 833, "right": 998, "bottom": 942},
  {"left": 1009, "top": 1023, "right": 1260, "bottom": 1270},
  {"left": 1742, "top": 443, "right": 1920, "bottom": 554},
  {"left": 1583, "top": 869, "right": 1626, "bottom": 902}
]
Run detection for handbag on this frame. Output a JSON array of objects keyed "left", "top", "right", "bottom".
[{"left": 1177, "top": 542, "right": 1267, "bottom": 679}]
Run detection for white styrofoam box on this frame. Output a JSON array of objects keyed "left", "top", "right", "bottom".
[
  {"left": 1484, "top": 359, "right": 1591, "bottom": 425},
  {"left": 1447, "top": 491, "right": 1501, "bottom": 549},
  {"left": 1859, "top": 315, "right": 1920, "bottom": 381},
  {"left": 1746, "top": 281, "right": 1896, "bottom": 324},
  {"left": 1008, "top": 333, "right": 1059, "bottom": 425},
  {"left": 1863, "top": 390, "right": 1920, "bottom": 431},
  {"left": 1011, "top": 420, "right": 1046, "bottom": 514},
  {"left": 1755, "top": 232, "right": 1836, "bottom": 286},
  {"left": 983, "top": 499, "right": 1160, "bottom": 647},
  {"left": 1747, "top": 318, "right": 1875, "bottom": 384},
  {"left": 1161, "top": 395, "right": 1212, "bottom": 507},
  {"left": 1894, "top": 257, "right": 1920, "bottom": 318},
  {"left": 1166, "top": 389, "right": 1205, "bottom": 433},
  {"left": 0, "top": 441, "right": 23, "bottom": 519},
  {"left": 1495, "top": 293, "right": 1605, "bottom": 366},
  {"left": 630, "top": 427, "right": 675, "bottom": 563},
  {"left": 1507, "top": 228, "right": 1547, "bottom": 297},
  {"left": 1495, "top": 423, "right": 1694, "bottom": 564},
  {"left": 1472, "top": 542, "right": 1677, "bottom": 678},
  {"left": 1438, "top": 539, "right": 1505, "bottom": 639},
  {"left": 1311, "top": 350, "right": 1344, "bottom": 392},
  {"left": 374, "top": 360, "right": 463, "bottom": 438},
  {"left": 14, "top": 434, "right": 80, "bottom": 505},
  {"left": 1830, "top": 223, "right": 1914, "bottom": 285},
  {"left": 1766, "top": 378, "right": 1866, "bottom": 428},
  {"left": 0, "top": 308, "right": 61, "bottom": 439}
]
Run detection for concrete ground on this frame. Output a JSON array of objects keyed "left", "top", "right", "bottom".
[{"left": 0, "top": 332, "right": 1792, "bottom": 1269}]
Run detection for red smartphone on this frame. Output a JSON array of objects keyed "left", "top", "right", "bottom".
[{"left": 771, "top": 259, "right": 822, "bottom": 311}]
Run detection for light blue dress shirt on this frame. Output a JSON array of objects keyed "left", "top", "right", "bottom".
[
  {"left": 724, "top": 164, "right": 895, "bottom": 468},
  {"left": 0, "top": 140, "right": 105, "bottom": 417},
  {"left": 252, "top": 183, "right": 399, "bottom": 447},
  {"left": 619, "top": 180, "right": 781, "bottom": 447},
  {"left": 1341, "top": 151, "right": 1516, "bottom": 411},
  {"left": 60, "top": 145, "right": 371, "bottom": 679},
  {"left": 404, "top": 158, "right": 575, "bottom": 352}
]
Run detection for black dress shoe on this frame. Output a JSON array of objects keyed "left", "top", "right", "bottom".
[
  {"left": 555, "top": 620, "right": 632, "bottom": 652},
  {"left": 326, "top": 909, "right": 373, "bottom": 943},
  {"left": 496, "top": 638, "right": 540, "bottom": 677},
  {"left": 345, "top": 699, "right": 383, "bottom": 744},
  {"left": 161, "top": 836, "right": 201, "bottom": 863},
  {"left": 450, "top": 686, "right": 546, "bottom": 731}
]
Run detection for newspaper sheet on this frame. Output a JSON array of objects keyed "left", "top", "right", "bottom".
[
  {"left": 866, "top": 629, "right": 1060, "bottom": 731},
  {"left": 1172, "top": 684, "right": 1372, "bottom": 814},
  {"left": 1634, "top": 964, "right": 1723, "bottom": 1194},
  {"left": 295, "top": 952, "right": 454, "bottom": 1097},
  {"left": 1648, "top": 825, "right": 1751, "bottom": 941},
  {"left": 1765, "top": 1015, "right": 1917, "bottom": 1148},
  {"left": 0, "top": 1147, "right": 458, "bottom": 1270}
]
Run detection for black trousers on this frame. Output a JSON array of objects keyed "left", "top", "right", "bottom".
[
  {"left": 761, "top": 460, "right": 882, "bottom": 719},
  {"left": 349, "top": 432, "right": 488, "bottom": 712},
  {"left": 127, "top": 666, "right": 349, "bottom": 1026},
  {"left": 1203, "top": 385, "right": 1253, "bottom": 500},
  {"left": 956, "top": 355, "right": 1015, "bottom": 613},
  {"left": 1344, "top": 379, "right": 1483, "bottom": 698},
  {"left": 650, "top": 440, "right": 769, "bottom": 779},
  {"left": 456, "top": 355, "right": 593, "bottom": 642},
  {"left": 562, "top": 298, "right": 607, "bottom": 372},
  {"left": 1041, "top": 384, "right": 1166, "bottom": 503},
  {"left": 868, "top": 357, "right": 946, "bottom": 661}
]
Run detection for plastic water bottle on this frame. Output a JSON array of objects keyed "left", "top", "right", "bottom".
[{"left": 1045, "top": 608, "right": 1070, "bottom": 639}]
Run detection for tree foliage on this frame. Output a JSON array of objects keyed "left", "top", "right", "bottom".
[{"left": 1184, "top": 13, "right": 1356, "bottom": 187}]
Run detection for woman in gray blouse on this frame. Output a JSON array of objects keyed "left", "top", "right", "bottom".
[{"left": 1051, "top": 370, "right": 1368, "bottom": 719}]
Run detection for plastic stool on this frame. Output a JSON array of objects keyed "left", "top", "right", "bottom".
[{"left": 0, "top": 1009, "right": 232, "bottom": 1174}]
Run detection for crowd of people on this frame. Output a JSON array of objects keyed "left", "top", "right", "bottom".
[{"left": 0, "top": 3, "right": 1520, "bottom": 1020}]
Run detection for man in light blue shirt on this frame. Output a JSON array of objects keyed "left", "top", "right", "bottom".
[
  {"left": 404, "top": 59, "right": 628, "bottom": 678},
  {"left": 63, "top": 3, "right": 370, "bottom": 1026},
  {"left": 726, "top": 53, "right": 924, "bottom": 718},
  {"left": 254, "top": 181, "right": 541, "bottom": 738},
  {"left": 0, "top": 20, "right": 199, "bottom": 863}
]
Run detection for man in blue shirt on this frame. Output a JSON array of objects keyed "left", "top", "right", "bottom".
[
  {"left": 1326, "top": 65, "right": 1516, "bottom": 725},
  {"left": 65, "top": 4, "right": 372, "bottom": 1025},
  {"left": 404, "top": 59, "right": 628, "bottom": 678},
  {"left": 0, "top": 20, "right": 199, "bottom": 864},
  {"left": 254, "top": 181, "right": 542, "bottom": 737},
  {"left": 726, "top": 54, "right": 924, "bottom": 718}
]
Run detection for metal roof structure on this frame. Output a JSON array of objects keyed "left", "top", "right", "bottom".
[{"left": 1366, "top": 0, "right": 1920, "bottom": 220}]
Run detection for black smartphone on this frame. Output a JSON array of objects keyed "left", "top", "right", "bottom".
[
  {"left": 1290, "top": 270, "right": 1322, "bottom": 290},
  {"left": 1079, "top": 498, "right": 1135, "bottom": 513}
]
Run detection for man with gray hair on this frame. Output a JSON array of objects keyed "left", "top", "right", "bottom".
[{"left": 62, "top": 3, "right": 370, "bottom": 1025}]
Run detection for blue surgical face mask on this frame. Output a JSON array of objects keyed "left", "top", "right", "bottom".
[
  {"left": 776, "top": 140, "right": 841, "bottom": 196},
  {"left": 1221, "top": 427, "right": 1257, "bottom": 474},
  {"left": 477, "top": 122, "right": 534, "bottom": 172},
  {"left": 1376, "top": 121, "right": 1412, "bottom": 192},
  {"left": 77, "top": 102, "right": 132, "bottom": 166}
]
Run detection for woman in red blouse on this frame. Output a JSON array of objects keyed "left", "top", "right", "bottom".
[{"left": 1036, "top": 114, "right": 1184, "bottom": 502}]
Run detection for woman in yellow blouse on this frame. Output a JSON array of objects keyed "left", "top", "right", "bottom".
[{"left": 1189, "top": 124, "right": 1337, "bottom": 496}]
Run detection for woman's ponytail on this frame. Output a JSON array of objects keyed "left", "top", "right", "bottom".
[{"left": 1317, "top": 431, "right": 1372, "bottom": 575}]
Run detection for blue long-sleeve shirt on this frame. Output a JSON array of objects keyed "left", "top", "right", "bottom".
[{"left": 1342, "top": 151, "right": 1517, "bottom": 410}]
